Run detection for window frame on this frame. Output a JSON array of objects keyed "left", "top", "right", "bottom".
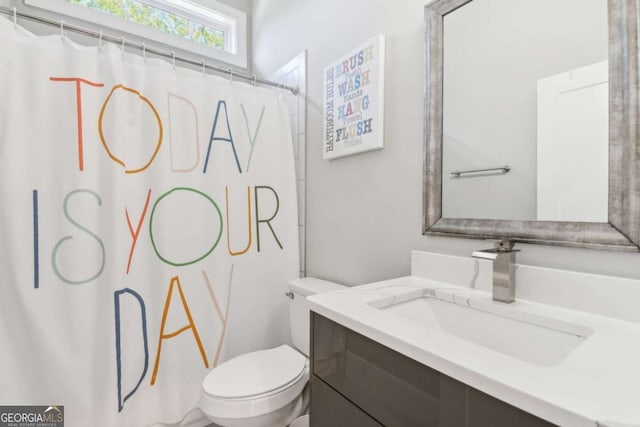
[{"left": 24, "top": 0, "right": 247, "bottom": 68}]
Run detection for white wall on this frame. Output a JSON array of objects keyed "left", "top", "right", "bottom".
[
  {"left": 442, "top": 0, "right": 608, "bottom": 220},
  {"left": 252, "top": 0, "right": 640, "bottom": 286}
]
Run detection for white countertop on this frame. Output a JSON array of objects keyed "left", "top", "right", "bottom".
[{"left": 307, "top": 276, "right": 640, "bottom": 427}]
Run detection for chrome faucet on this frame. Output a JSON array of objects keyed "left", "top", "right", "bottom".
[{"left": 472, "top": 240, "right": 520, "bottom": 303}]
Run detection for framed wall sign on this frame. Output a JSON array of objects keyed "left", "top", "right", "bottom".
[{"left": 323, "top": 34, "right": 385, "bottom": 159}]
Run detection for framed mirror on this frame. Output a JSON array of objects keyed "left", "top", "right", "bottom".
[{"left": 423, "top": 0, "right": 640, "bottom": 251}]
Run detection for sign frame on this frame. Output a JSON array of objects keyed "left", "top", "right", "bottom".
[{"left": 323, "top": 34, "right": 385, "bottom": 160}]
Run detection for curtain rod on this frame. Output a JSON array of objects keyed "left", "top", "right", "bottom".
[{"left": 0, "top": 5, "right": 299, "bottom": 95}]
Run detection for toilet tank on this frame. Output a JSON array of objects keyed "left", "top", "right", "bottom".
[{"left": 288, "top": 278, "right": 345, "bottom": 356}]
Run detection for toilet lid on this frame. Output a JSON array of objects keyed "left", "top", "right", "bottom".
[{"left": 203, "top": 345, "right": 307, "bottom": 399}]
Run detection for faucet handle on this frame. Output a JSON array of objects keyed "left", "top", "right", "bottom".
[
  {"left": 489, "top": 239, "right": 516, "bottom": 252},
  {"left": 472, "top": 239, "right": 519, "bottom": 259}
]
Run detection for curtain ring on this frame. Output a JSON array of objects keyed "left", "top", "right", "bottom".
[
  {"left": 171, "top": 51, "right": 175, "bottom": 68},
  {"left": 201, "top": 60, "right": 206, "bottom": 77},
  {"left": 98, "top": 30, "right": 103, "bottom": 49},
  {"left": 229, "top": 68, "right": 233, "bottom": 82},
  {"left": 60, "top": 21, "right": 65, "bottom": 38},
  {"left": 252, "top": 74, "right": 257, "bottom": 87},
  {"left": 12, "top": 7, "right": 17, "bottom": 27},
  {"left": 142, "top": 43, "right": 146, "bottom": 60}
]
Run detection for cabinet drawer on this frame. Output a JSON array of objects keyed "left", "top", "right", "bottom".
[
  {"left": 312, "top": 313, "right": 441, "bottom": 427},
  {"left": 311, "top": 375, "right": 382, "bottom": 427}
]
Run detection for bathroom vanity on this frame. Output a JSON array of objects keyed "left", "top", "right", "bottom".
[
  {"left": 310, "top": 312, "right": 552, "bottom": 426},
  {"left": 307, "top": 251, "right": 640, "bottom": 427}
]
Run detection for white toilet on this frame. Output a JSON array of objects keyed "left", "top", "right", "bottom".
[{"left": 199, "top": 277, "right": 344, "bottom": 427}]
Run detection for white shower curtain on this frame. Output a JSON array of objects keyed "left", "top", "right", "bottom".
[{"left": 0, "top": 17, "right": 299, "bottom": 427}]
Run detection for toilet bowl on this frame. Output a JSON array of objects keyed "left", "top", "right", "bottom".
[
  {"left": 199, "top": 278, "right": 344, "bottom": 427},
  {"left": 200, "top": 345, "right": 309, "bottom": 427}
]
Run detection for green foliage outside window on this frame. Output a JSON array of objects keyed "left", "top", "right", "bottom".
[{"left": 68, "top": 0, "right": 225, "bottom": 49}]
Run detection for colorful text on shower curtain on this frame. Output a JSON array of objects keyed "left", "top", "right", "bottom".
[{"left": 0, "top": 18, "right": 298, "bottom": 427}]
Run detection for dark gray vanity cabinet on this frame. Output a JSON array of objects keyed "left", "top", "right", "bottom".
[{"left": 310, "top": 313, "right": 556, "bottom": 427}]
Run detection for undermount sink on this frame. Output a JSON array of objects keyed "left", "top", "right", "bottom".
[{"left": 370, "top": 289, "right": 593, "bottom": 367}]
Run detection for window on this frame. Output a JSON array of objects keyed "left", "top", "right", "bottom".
[
  {"left": 69, "top": 0, "right": 227, "bottom": 50},
  {"left": 24, "top": 0, "right": 247, "bottom": 67}
]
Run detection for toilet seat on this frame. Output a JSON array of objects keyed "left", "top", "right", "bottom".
[{"left": 200, "top": 345, "right": 309, "bottom": 420}]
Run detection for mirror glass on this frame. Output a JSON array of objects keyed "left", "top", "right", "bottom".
[{"left": 442, "top": 0, "right": 609, "bottom": 222}]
